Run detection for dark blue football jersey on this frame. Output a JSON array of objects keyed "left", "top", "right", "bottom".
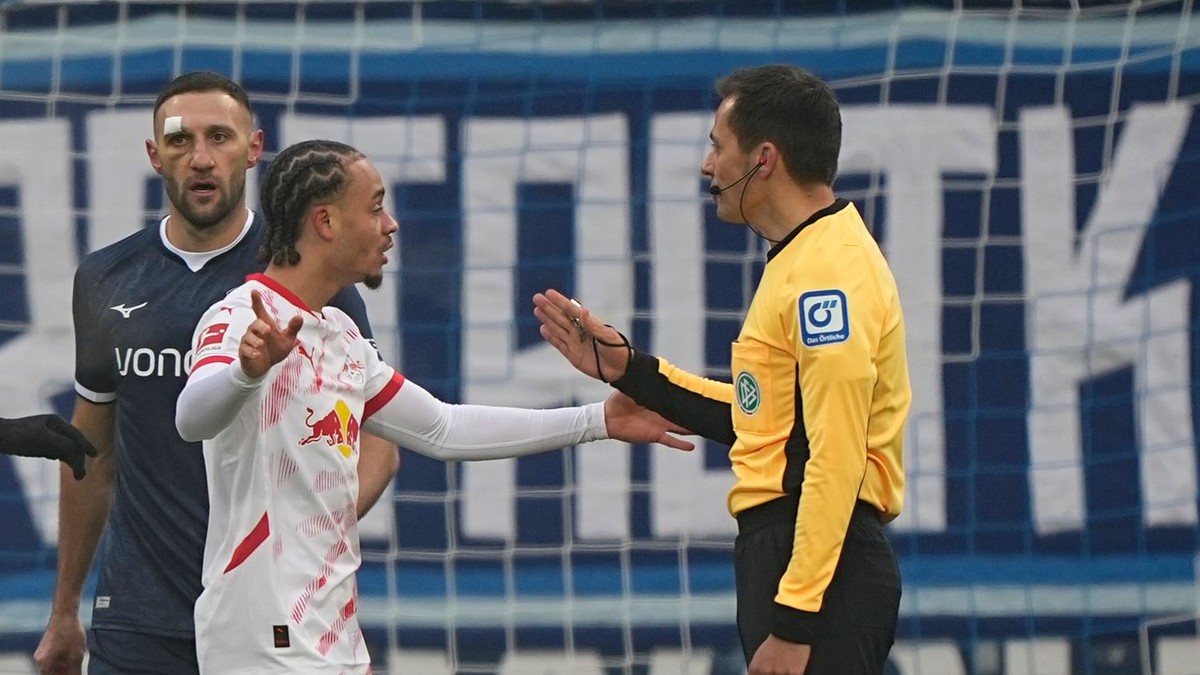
[{"left": 72, "top": 212, "right": 375, "bottom": 638}]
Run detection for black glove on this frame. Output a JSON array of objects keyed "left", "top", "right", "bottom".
[{"left": 0, "top": 414, "right": 98, "bottom": 480}]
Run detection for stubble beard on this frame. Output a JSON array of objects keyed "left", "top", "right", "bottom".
[{"left": 167, "top": 172, "right": 245, "bottom": 231}]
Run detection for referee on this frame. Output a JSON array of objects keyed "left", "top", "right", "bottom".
[{"left": 534, "top": 64, "right": 910, "bottom": 675}]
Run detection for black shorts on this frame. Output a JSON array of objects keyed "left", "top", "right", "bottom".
[
  {"left": 734, "top": 497, "right": 901, "bottom": 674},
  {"left": 88, "top": 628, "right": 199, "bottom": 675}
]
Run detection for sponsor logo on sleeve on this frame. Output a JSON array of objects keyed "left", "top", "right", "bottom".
[
  {"left": 799, "top": 290, "right": 849, "bottom": 347},
  {"left": 194, "top": 323, "right": 230, "bottom": 359}
]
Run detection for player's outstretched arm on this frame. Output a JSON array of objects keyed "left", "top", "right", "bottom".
[
  {"left": 362, "top": 378, "right": 694, "bottom": 462},
  {"left": 533, "top": 289, "right": 631, "bottom": 383},
  {"left": 0, "top": 414, "right": 97, "bottom": 480}
]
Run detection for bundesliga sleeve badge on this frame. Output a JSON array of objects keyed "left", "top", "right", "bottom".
[{"left": 798, "top": 290, "right": 849, "bottom": 347}]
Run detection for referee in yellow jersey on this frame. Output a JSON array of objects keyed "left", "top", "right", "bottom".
[{"left": 534, "top": 64, "right": 911, "bottom": 675}]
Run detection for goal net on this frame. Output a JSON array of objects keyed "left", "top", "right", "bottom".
[{"left": 1, "top": 1, "right": 1198, "bottom": 673}]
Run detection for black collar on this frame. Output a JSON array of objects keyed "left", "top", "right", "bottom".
[{"left": 766, "top": 198, "right": 850, "bottom": 262}]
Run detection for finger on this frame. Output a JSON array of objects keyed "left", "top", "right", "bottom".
[
  {"left": 658, "top": 433, "right": 695, "bottom": 452},
  {"left": 534, "top": 309, "right": 574, "bottom": 346},
  {"left": 46, "top": 416, "right": 98, "bottom": 457},
  {"left": 538, "top": 325, "right": 573, "bottom": 358},
  {"left": 535, "top": 293, "right": 576, "bottom": 331},
  {"left": 283, "top": 315, "right": 304, "bottom": 340},
  {"left": 68, "top": 456, "right": 87, "bottom": 480},
  {"left": 250, "top": 290, "right": 279, "bottom": 331}
]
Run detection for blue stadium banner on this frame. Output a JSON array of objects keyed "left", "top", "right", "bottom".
[{"left": 1, "top": 2, "right": 1198, "bottom": 671}]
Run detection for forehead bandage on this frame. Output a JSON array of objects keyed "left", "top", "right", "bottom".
[{"left": 163, "top": 116, "right": 183, "bottom": 135}]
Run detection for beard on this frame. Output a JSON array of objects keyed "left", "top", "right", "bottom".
[
  {"left": 165, "top": 172, "right": 244, "bottom": 230},
  {"left": 362, "top": 272, "right": 383, "bottom": 290}
]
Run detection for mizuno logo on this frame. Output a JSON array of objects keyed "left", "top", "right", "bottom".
[{"left": 109, "top": 302, "right": 148, "bottom": 318}]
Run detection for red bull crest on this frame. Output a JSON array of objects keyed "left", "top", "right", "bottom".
[{"left": 300, "top": 399, "right": 359, "bottom": 458}]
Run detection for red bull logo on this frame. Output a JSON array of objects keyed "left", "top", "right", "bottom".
[{"left": 300, "top": 399, "right": 359, "bottom": 458}]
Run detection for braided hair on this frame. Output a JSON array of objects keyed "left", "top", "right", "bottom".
[{"left": 258, "top": 139, "right": 365, "bottom": 266}]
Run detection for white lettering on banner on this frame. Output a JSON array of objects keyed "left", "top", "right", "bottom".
[
  {"left": 647, "top": 112, "right": 736, "bottom": 537},
  {"left": 0, "top": 119, "right": 76, "bottom": 546},
  {"left": 459, "top": 115, "right": 632, "bottom": 541},
  {"left": 280, "top": 114, "right": 447, "bottom": 541},
  {"left": 840, "top": 105, "right": 998, "bottom": 532},
  {"left": 1021, "top": 103, "right": 1196, "bottom": 534},
  {"left": 1, "top": 104, "right": 1194, "bottom": 547}
]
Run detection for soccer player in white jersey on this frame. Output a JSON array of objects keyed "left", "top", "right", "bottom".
[{"left": 175, "top": 139, "right": 693, "bottom": 673}]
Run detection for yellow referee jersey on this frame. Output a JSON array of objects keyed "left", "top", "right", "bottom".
[{"left": 612, "top": 198, "right": 909, "bottom": 626}]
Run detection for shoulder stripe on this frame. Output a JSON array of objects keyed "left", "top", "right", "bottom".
[
  {"left": 363, "top": 371, "right": 405, "bottom": 421},
  {"left": 190, "top": 354, "right": 235, "bottom": 376}
]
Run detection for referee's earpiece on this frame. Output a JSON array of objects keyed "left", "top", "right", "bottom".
[{"left": 758, "top": 153, "right": 768, "bottom": 165}]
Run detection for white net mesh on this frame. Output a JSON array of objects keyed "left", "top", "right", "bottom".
[{"left": 1, "top": 2, "right": 1198, "bottom": 673}]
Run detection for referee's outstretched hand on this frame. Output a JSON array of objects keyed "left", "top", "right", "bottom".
[
  {"left": 533, "top": 289, "right": 631, "bottom": 383},
  {"left": 0, "top": 414, "right": 97, "bottom": 480}
]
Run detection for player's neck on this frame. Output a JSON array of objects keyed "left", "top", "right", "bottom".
[
  {"left": 261, "top": 265, "right": 339, "bottom": 314},
  {"left": 165, "top": 206, "right": 249, "bottom": 253}
]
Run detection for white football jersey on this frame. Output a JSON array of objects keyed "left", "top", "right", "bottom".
[{"left": 188, "top": 273, "right": 401, "bottom": 674}]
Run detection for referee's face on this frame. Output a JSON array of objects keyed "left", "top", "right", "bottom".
[
  {"left": 149, "top": 90, "right": 262, "bottom": 236},
  {"left": 702, "top": 97, "right": 756, "bottom": 225}
]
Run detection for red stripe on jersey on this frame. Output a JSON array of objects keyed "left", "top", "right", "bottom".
[
  {"left": 190, "top": 354, "right": 235, "bottom": 375},
  {"left": 363, "top": 372, "right": 406, "bottom": 421},
  {"left": 316, "top": 597, "right": 358, "bottom": 656},
  {"left": 223, "top": 511, "right": 270, "bottom": 573}
]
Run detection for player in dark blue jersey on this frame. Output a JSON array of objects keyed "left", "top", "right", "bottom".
[
  {"left": 34, "top": 72, "right": 398, "bottom": 675},
  {"left": 0, "top": 414, "right": 96, "bottom": 480}
]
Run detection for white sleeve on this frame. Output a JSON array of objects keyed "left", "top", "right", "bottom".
[
  {"left": 175, "top": 294, "right": 259, "bottom": 442},
  {"left": 362, "top": 379, "right": 608, "bottom": 461},
  {"left": 176, "top": 361, "right": 264, "bottom": 442}
]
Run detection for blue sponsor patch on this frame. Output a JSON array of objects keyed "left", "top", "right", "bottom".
[{"left": 799, "top": 290, "right": 849, "bottom": 347}]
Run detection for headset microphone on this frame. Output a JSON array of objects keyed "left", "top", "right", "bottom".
[{"left": 708, "top": 156, "right": 767, "bottom": 196}]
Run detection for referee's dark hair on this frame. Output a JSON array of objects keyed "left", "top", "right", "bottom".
[
  {"left": 716, "top": 64, "right": 842, "bottom": 186},
  {"left": 258, "top": 139, "right": 365, "bottom": 266},
  {"left": 154, "top": 71, "right": 254, "bottom": 122}
]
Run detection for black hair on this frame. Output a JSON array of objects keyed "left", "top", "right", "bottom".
[
  {"left": 716, "top": 64, "right": 842, "bottom": 186},
  {"left": 153, "top": 71, "right": 254, "bottom": 123},
  {"left": 257, "top": 139, "right": 365, "bottom": 266}
]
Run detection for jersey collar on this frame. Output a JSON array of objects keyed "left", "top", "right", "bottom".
[
  {"left": 245, "top": 273, "right": 321, "bottom": 317},
  {"left": 766, "top": 198, "right": 851, "bottom": 262}
]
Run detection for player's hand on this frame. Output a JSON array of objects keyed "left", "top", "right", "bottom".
[
  {"left": 748, "top": 634, "right": 811, "bottom": 675},
  {"left": 0, "top": 414, "right": 97, "bottom": 480},
  {"left": 602, "top": 391, "right": 694, "bottom": 451},
  {"left": 533, "top": 289, "right": 631, "bottom": 382},
  {"left": 240, "top": 289, "right": 303, "bottom": 378},
  {"left": 34, "top": 611, "right": 87, "bottom": 675}
]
